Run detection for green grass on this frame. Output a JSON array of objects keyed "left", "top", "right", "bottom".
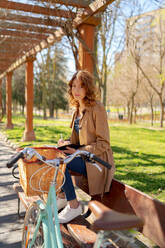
[
  {"left": 1, "top": 115, "right": 165, "bottom": 202},
  {"left": 110, "top": 124, "right": 165, "bottom": 202}
]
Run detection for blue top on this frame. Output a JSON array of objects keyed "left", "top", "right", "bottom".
[{"left": 74, "top": 117, "right": 80, "bottom": 133}]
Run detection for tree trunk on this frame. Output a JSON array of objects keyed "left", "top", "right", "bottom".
[
  {"left": 102, "top": 68, "right": 107, "bottom": 106},
  {"left": 42, "top": 80, "right": 47, "bottom": 120},
  {"left": 22, "top": 105, "right": 24, "bottom": 116},
  {"left": 150, "top": 96, "right": 154, "bottom": 126},
  {"left": 134, "top": 106, "right": 137, "bottom": 124},
  {"left": 55, "top": 109, "right": 58, "bottom": 119},
  {"left": 129, "top": 96, "right": 134, "bottom": 124},
  {"left": 49, "top": 105, "right": 54, "bottom": 118},
  {"left": 127, "top": 102, "right": 130, "bottom": 121},
  {"left": 159, "top": 95, "right": 164, "bottom": 128}
]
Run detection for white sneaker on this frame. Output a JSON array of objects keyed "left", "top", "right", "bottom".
[
  {"left": 57, "top": 197, "right": 67, "bottom": 211},
  {"left": 58, "top": 204, "right": 82, "bottom": 224}
]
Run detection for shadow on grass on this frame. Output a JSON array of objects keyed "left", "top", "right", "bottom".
[
  {"left": 115, "top": 170, "right": 165, "bottom": 194},
  {"left": 112, "top": 145, "right": 165, "bottom": 195},
  {"left": 112, "top": 145, "right": 165, "bottom": 166}
]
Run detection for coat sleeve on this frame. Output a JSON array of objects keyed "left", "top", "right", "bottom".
[{"left": 80, "top": 103, "right": 111, "bottom": 156}]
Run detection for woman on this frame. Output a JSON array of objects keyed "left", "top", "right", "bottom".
[{"left": 57, "top": 70, "right": 115, "bottom": 224}]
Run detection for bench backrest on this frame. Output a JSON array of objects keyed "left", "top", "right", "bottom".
[{"left": 72, "top": 175, "right": 165, "bottom": 247}]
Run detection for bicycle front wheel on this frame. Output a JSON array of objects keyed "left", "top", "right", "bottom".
[{"left": 22, "top": 202, "right": 44, "bottom": 248}]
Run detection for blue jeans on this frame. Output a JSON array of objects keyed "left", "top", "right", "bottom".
[{"left": 62, "top": 157, "right": 87, "bottom": 201}]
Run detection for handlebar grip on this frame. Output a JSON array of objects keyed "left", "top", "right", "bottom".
[
  {"left": 92, "top": 155, "right": 112, "bottom": 169},
  {"left": 6, "top": 152, "right": 24, "bottom": 168}
]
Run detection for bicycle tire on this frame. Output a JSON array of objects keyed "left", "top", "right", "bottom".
[{"left": 22, "top": 202, "right": 44, "bottom": 248}]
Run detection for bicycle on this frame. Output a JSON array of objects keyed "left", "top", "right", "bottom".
[{"left": 7, "top": 147, "right": 113, "bottom": 248}]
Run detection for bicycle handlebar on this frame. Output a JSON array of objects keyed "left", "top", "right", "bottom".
[
  {"left": 6, "top": 151, "right": 24, "bottom": 168},
  {"left": 90, "top": 154, "right": 111, "bottom": 169},
  {"left": 6, "top": 147, "right": 112, "bottom": 170}
]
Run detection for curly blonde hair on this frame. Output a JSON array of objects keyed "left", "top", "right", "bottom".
[{"left": 68, "top": 70, "right": 99, "bottom": 107}]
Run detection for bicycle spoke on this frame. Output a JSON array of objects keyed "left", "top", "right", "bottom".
[{"left": 22, "top": 202, "right": 44, "bottom": 248}]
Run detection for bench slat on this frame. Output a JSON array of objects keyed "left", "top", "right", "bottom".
[
  {"left": 67, "top": 215, "right": 96, "bottom": 247},
  {"left": 60, "top": 224, "right": 80, "bottom": 247}
]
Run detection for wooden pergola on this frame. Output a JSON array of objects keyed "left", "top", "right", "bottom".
[{"left": 0, "top": 0, "right": 114, "bottom": 141}]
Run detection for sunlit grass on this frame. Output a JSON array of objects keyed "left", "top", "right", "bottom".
[
  {"left": 1, "top": 115, "right": 165, "bottom": 202},
  {"left": 110, "top": 124, "right": 165, "bottom": 202}
]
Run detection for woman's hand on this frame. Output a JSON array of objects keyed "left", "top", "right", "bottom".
[
  {"left": 63, "top": 147, "right": 76, "bottom": 154},
  {"left": 58, "top": 139, "right": 70, "bottom": 147}
]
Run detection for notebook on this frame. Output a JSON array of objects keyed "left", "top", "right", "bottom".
[{"left": 57, "top": 143, "right": 84, "bottom": 150}]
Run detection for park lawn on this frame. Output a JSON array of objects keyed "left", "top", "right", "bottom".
[
  {"left": 1, "top": 115, "right": 165, "bottom": 203},
  {"left": 110, "top": 124, "right": 165, "bottom": 202}
]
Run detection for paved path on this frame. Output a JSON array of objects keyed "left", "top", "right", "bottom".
[{"left": 0, "top": 136, "right": 24, "bottom": 248}]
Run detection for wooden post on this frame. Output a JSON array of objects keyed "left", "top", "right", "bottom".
[
  {"left": 22, "top": 56, "right": 36, "bottom": 141},
  {"left": 6, "top": 72, "right": 14, "bottom": 129},
  {"left": 78, "top": 24, "right": 95, "bottom": 74}
]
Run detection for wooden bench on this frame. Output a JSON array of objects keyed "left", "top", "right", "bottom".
[
  {"left": 13, "top": 175, "right": 165, "bottom": 247},
  {"left": 67, "top": 201, "right": 143, "bottom": 247},
  {"left": 71, "top": 175, "right": 165, "bottom": 247},
  {"left": 13, "top": 182, "right": 143, "bottom": 247}
]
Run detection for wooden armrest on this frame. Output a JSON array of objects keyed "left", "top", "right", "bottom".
[
  {"left": 89, "top": 200, "right": 143, "bottom": 231},
  {"left": 13, "top": 183, "right": 40, "bottom": 209}
]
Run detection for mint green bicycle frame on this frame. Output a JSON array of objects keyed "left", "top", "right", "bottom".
[
  {"left": 27, "top": 167, "right": 64, "bottom": 248},
  {"left": 8, "top": 148, "right": 112, "bottom": 248}
]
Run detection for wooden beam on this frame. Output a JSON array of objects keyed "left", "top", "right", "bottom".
[
  {"left": 0, "top": 62, "right": 13, "bottom": 67},
  {"left": 0, "top": 58, "right": 15, "bottom": 62},
  {"left": 0, "top": 1, "right": 76, "bottom": 19},
  {"left": 0, "top": 29, "right": 64, "bottom": 79},
  {"left": 0, "top": 43, "right": 36, "bottom": 51},
  {"left": 0, "top": 29, "right": 49, "bottom": 39},
  {"left": 87, "top": 0, "right": 115, "bottom": 14},
  {"left": 73, "top": 0, "right": 115, "bottom": 27},
  {"left": 0, "top": 21, "right": 58, "bottom": 34},
  {"left": 0, "top": 13, "right": 62, "bottom": 28},
  {"left": 0, "top": 39, "right": 40, "bottom": 46},
  {"left": 0, "top": 0, "right": 115, "bottom": 79},
  {"left": 0, "top": 36, "right": 43, "bottom": 43},
  {"left": 34, "top": 0, "right": 90, "bottom": 8},
  {"left": 0, "top": 57, "right": 18, "bottom": 61},
  {"left": 0, "top": 59, "right": 17, "bottom": 65},
  {"left": 0, "top": 52, "right": 18, "bottom": 57},
  {"left": 0, "top": 65, "right": 10, "bottom": 70},
  {"left": 0, "top": 49, "right": 18, "bottom": 54},
  {"left": 0, "top": 46, "right": 23, "bottom": 51}
]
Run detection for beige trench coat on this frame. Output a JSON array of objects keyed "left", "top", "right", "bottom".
[{"left": 70, "top": 101, "right": 115, "bottom": 196}]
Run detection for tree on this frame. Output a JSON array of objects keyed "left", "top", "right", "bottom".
[
  {"left": 34, "top": 44, "right": 68, "bottom": 119},
  {"left": 127, "top": 9, "right": 165, "bottom": 127},
  {"left": 95, "top": 1, "right": 124, "bottom": 105},
  {"left": 110, "top": 52, "right": 143, "bottom": 123},
  {"left": 12, "top": 65, "right": 25, "bottom": 115}
]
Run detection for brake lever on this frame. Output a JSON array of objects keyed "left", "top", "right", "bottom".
[
  {"left": 93, "top": 162, "right": 102, "bottom": 172},
  {"left": 22, "top": 148, "right": 44, "bottom": 161}
]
